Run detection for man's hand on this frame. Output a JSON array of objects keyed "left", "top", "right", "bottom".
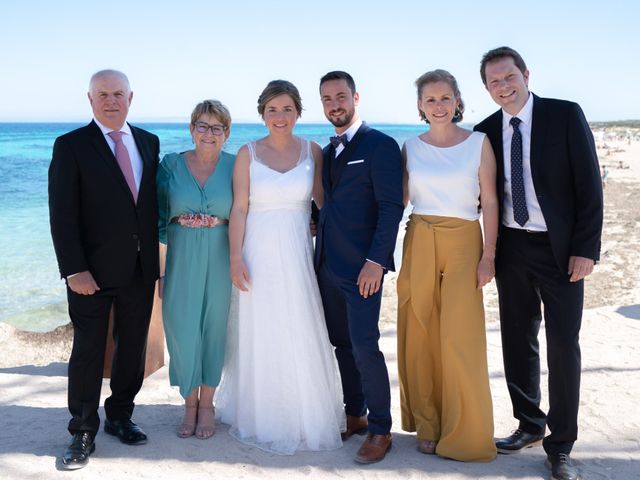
[
  {"left": 67, "top": 271, "right": 100, "bottom": 295},
  {"left": 357, "top": 261, "right": 383, "bottom": 298},
  {"left": 568, "top": 256, "right": 595, "bottom": 282},
  {"left": 309, "top": 220, "right": 317, "bottom": 237}
]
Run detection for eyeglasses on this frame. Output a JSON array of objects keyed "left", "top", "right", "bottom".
[{"left": 194, "top": 122, "right": 227, "bottom": 135}]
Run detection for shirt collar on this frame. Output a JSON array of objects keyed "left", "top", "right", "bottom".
[
  {"left": 337, "top": 118, "right": 363, "bottom": 142},
  {"left": 502, "top": 92, "right": 533, "bottom": 128},
  {"left": 94, "top": 118, "right": 132, "bottom": 136}
]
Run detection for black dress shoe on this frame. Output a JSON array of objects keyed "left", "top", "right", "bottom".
[
  {"left": 495, "top": 428, "right": 544, "bottom": 454},
  {"left": 546, "top": 453, "right": 579, "bottom": 480},
  {"left": 62, "top": 432, "right": 95, "bottom": 470},
  {"left": 104, "top": 419, "right": 148, "bottom": 445}
]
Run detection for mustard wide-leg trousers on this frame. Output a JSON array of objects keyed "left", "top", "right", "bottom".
[{"left": 397, "top": 214, "right": 496, "bottom": 462}]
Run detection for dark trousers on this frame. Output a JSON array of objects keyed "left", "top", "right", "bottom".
[
  {"left": 317, "top": 261, "right": 392, "bottom": 435},
  {"left": 496, "top": 227, "right": 583, "bottom": 455},
  {"left": 66, "top": 259, "right": 155, "bottom": 435}
]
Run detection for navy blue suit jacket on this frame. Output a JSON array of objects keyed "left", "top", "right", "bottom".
[
  {"left": 314, "top": 123, "right": 404, "bottom": 280},
  {"left": 474, "top": 94, "right": 603, "bottom": 272}
]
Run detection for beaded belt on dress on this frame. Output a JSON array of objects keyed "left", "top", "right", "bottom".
[{"left": 170, "top": 213, "right": 228, "bottom": 228}]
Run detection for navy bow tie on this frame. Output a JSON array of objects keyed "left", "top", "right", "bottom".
[{"left": 329, "top": 134, "right": 349, "bottom": 148}]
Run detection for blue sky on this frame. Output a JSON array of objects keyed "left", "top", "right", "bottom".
[{"left": 1, "top": 0, "right": 638, "bottom": 123}]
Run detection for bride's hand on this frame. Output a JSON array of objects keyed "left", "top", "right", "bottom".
[
  {"left": 231, "top": 260, "right": 251, "bottom": 291},
  {"left": 476, "top": 255, "right": 495, "bottom": 289}
]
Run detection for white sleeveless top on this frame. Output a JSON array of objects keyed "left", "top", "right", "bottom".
[{"left": 405, "top": 131, "right": 485, "bottom": 221}]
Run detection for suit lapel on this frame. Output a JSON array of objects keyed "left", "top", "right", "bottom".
[
  {"left": 529, "top": 94, "right": 547, "bottom": 188},
  {"left": 331, "top": 122, "right": 369, "bottom": 191},
  {"left": 480, "top": 111, "right": 505, "bottom": 211},
  {"left": 130, "top": 123, "right": 152, "bottom": 204},
  {"left": 322, "top": 144, "right": 335, "bottom": 193},
  {"left": 490, "top": 111, "right": 504, "bottom": 188},
  {"left": 88, "top": 121, "right": 136, "bottom": 204}
]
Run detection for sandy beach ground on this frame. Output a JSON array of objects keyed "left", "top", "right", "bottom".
[{"left": 1, "top": 128, "right": 638, "bottom": 479}]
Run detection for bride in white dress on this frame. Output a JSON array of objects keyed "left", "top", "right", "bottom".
[{"left": 216, "top": 80, "right": 345, "bottom": 454}]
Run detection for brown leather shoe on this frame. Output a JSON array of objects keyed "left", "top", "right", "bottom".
[
  {"left": 355, "top": 434, "right": 392, "bottom": 464},
  {"left": 341, "top": 415, "right": 368, "bottom": 441}
]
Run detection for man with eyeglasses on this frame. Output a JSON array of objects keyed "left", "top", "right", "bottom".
[{"left": 49, "top": 69, "right": 160, "bottom": 469}]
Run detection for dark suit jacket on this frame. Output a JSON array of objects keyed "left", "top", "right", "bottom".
[
  {"left": 474, "top": 94, "right": 603, "bottom": 272},
  {"left": 49, "top": 120, "right": 160, "bottom": 287},
  {"left": 314, "top": 123, "right": 404, "bottom": 279}
]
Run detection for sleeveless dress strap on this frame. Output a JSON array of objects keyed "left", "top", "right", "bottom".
[
  {"left": 247, "top": 141, "right": 256, "bottom": 163},
  {"left": 297, "top": 138, "right": 310, "bottom": 166},
  {"left": 305, "top": 139, "right": 311, "bottom": 160}
]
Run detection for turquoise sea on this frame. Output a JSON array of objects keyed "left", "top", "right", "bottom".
[{"left": 0, "top": 122, "right": 427, "bottom": 332}]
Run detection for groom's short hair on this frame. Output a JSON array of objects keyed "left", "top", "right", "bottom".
[{"left": 319, "top": 71, "right": 356, "bottom": 95}]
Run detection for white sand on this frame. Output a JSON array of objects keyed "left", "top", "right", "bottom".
[{"left": 1, "top": 129, "right": 638, "bottom": 479}]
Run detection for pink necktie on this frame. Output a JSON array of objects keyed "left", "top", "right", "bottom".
[{"left": 108, "top": 131, "right": 138, "bottom": 203}]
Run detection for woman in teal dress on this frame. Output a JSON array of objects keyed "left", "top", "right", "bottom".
[{"left": 157, "top": 100, "right": 235, "bottom": 439}]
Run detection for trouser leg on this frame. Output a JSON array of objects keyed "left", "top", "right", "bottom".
[
  {"left": 104, "top": 262, "right": 155, "bottom": 421},
  {"left": 318, "top": 262, "right": 365, "bottom": 417},
  {"left": 67, "top": 289, "right": 113, "bottom": 435},
  {"left": 495, "top": 229, "right": 547, "bottom": 435}
]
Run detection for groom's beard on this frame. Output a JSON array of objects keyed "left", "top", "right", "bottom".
[{"left": 326, "top": 107, "right": 355, "bottom": 128}]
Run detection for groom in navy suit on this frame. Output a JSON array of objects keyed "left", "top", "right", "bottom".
[{"left": 315, "top": 71, "right": 404, "bottom": 464}]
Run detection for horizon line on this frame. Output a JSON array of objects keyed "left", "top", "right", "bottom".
[{"left": 1, "top": 119, "right": 639, "bottom": 125}]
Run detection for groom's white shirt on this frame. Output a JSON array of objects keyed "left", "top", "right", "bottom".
[{"left": 335, "top": 119, "right": 362, "bottom": 157}]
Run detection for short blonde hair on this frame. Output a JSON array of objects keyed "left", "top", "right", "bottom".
[
  {"left": 190, "top": 99, "right": 232, "bottom": 129},
  {"left": 415, "top": 69, "right": 465, "bottom": 124}
]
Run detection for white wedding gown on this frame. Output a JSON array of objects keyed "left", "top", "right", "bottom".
[{"left": 216, "top": 139, "right": 345, "bottom": 455}]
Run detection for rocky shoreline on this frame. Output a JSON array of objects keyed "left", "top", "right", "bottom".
[{"left": 0, "top": 322, "right": 72, "bottom": 368}]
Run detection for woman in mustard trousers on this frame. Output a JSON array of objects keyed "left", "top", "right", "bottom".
[{"left": 397, "top": 69, "right": 498, "bottom": 462}]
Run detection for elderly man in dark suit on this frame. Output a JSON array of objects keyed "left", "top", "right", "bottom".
[
  {"left": 49, "top": 70, "right": 160, "bottom": 469},
  {"left": 475, "top": 47, "right": 603, "bottom": 480},
  {"left": 315, "top": 71, "right": 404, "bottom": 464}
]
